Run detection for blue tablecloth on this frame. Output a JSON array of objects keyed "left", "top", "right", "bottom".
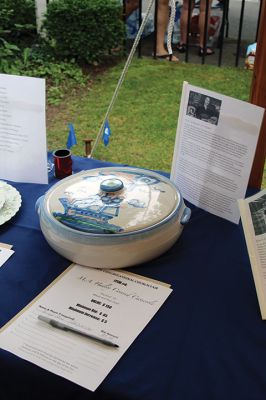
[{"left": 1, "top": 156, "right": 265, "bottom": 400}]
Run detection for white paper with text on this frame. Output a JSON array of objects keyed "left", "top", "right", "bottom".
[
  {"left": 171, "top": 82, "right": 264, "bottom": 223},
  {"left": 0, "top": 74, "right": 47, "bottom": 184},
  {"left": 0, "top": 264, "right": 172, "bottom": 391}
]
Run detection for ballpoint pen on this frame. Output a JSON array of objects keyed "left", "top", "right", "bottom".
[{"left": 38, "top": 315, "right": 119, "bottom": 348}]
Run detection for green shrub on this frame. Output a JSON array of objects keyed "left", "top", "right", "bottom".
[
  {"left": 0, "top": 0, "right": 36, "bottom": 34},
  {"left": 0, "top": 0, "right": 36, "bottom": 73},
  {"left": 43, "top": 0, "right": 125, "bottom": 64},
  {"left": 0, "top": 47, "right": 88, "bottom": 105},
  {"left": 0, "top": 38, "right": 20, "bottom": 73}
]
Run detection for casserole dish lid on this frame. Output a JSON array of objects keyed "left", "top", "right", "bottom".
[{"left": 44, "top": 167, "right": 181, "bottom": 234}]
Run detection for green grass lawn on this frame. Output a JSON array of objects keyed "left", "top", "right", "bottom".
[{"left": 46, "top": 57, "right": 265, "bottom": 187}]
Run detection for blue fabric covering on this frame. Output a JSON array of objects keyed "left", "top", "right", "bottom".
[{"left": 0, "top": 156, "right": 265, "bottom": 400}]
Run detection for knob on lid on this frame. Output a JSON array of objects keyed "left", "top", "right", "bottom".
[{"left": 100, "top": 178, "right": 124, "bottom": 192}]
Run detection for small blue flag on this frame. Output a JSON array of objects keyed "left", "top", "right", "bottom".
[
  {"left": 66, "top": 123, "right": 77, "bottom": 149},
  {"left": 102, "top": 119, "right": 111, "bottom": 146}
]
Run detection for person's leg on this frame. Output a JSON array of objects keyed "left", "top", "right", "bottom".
[
  {"left": 179, "top": 0, "right": 195, "bottom": 46},
  {"left": 156, "top": 0, "right": 179, "bottom": 61},
  {"left": 198, "top": 0, "right": 214, "bottom": 54},
  {"left": 156, "top": 0, "right": 169, "bottom": 54}
]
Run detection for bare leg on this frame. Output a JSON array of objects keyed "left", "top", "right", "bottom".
[
  {"left": 198, "top": 0, "right": 213, "bottom": 51},
  {"left": 156, "top": 0, "right": 169, "bottom": 54},
  {"left": 156, "top": 0, "right": 179, "bottom": 61},
  {"left": 180, "top": 0, "right": 195, "bottom": 45}
]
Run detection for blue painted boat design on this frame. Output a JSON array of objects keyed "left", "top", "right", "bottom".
[{"left": 53, "top": 194, "right": 124, "bottom": 234}]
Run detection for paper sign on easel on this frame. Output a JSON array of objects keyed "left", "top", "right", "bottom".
[
  {"left": 171, "top": 82, "right": 265, "bottom": 224},
  {"left": 0, "top": 74, "right": 48, "bottom": 184}
]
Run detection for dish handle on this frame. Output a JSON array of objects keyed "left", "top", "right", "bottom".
[
  {"left": 35, "top": 195, "right": 44, "bottom": 215},
  {"left": 180, "top": 207, "right": 191, "bottom": 225}
]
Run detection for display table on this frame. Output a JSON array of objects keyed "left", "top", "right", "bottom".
[{"left": 1, "top": 156, "right": 265, "bottom": 400}]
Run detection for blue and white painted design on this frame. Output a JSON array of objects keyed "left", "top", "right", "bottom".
[{"left": 53, "top": 171, "right": 163, "bottom": 234}]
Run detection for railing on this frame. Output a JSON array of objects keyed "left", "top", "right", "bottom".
[{"left": 123, "top": 0, "right": 262, "bottom": 67}]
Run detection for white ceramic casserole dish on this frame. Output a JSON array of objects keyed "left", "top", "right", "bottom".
[{"left": 36, "top": 167, "right": 191, "bottom": 268}]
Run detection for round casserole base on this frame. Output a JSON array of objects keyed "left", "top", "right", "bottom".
[{"left": 40, "top": 214, "right": 184, "bottom": 268}]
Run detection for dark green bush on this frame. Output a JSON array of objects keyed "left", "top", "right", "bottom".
[
  {"left": 0, "top": 0, "right": 36, "bottom": 34},
  {"left": 0, "top": 0, "right": 36, "bottom": 72},
  {"left": 43, "top": 0, "right": 125, "bottom": 64}
]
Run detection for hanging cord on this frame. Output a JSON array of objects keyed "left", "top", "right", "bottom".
[
  {"left": 90, "top": 0, "right": 176, "bottom": 158},
  {"left": 166, "top": 0, "right": 176, "bottom": 56},
  {"left": 90, "top": 0, "right": 155, "bottom": 158}
]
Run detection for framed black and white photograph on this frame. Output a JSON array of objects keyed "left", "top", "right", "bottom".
[{"left": 186, "top": 91, "right": 222, "bottom": 125}]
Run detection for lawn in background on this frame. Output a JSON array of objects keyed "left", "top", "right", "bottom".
[{"left": 46, "top": 57, "right": 265, "bottom": 186}]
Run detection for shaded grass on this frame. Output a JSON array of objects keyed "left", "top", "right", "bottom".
[{"left": 47, "top": 57, "right": 265, "bottom": 186}]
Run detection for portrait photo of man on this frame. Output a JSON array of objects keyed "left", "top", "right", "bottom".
[{"left": 186, "top": 91, "right": 222, "bottom": 125}]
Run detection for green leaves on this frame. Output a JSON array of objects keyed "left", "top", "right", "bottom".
[
  {"left": 0, "top": 1, "right": 35, "bottom": 32},
  {"left": 0, "top": 38, "right": 20, "bottom": 72},
  {"left": 43, "top": 0, "right": 125, "bottom": 65}
]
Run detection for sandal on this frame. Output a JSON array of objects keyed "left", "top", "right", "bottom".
[
  {"left": 155, "top": 53, "right": 179, "bottom": 63},
  {"left": 198, "top": 47, "right": 215, "bottom": 56},
  {"left": 176, "top": 43, "right": 187, "bottom": 53}
]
